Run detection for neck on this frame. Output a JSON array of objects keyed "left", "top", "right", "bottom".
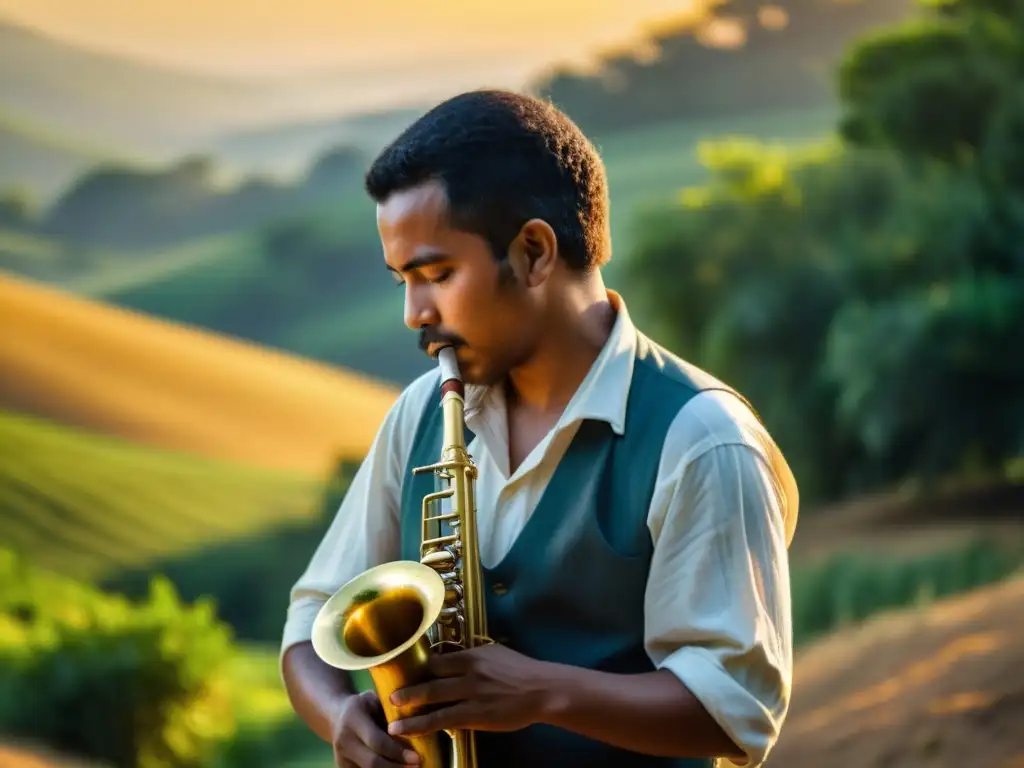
[{"left": 505, "top": 276, "right": 615, "bottom": 415}]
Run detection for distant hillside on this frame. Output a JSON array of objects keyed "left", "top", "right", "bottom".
[
  {"left": 0, "top": 19, "right": 323, "bottom": 153},
  {"left": 0, "top": 18, "right": 448, "bottom": 176},
  {"left": 0, "top": 271, "right": 399, "bottom": 475},
  {"left": 201, "top": 106, "right": 428, "bottom": 178},
  {"left": 0, "top": 111, "right": 132, "bottom": 203},
  {"left": 37, "top": 106, "right": 832, "bottom": 388}
]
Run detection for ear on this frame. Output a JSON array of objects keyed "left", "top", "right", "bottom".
[{"left": 508, "top": 219, "right": 558, "bottom": 288}]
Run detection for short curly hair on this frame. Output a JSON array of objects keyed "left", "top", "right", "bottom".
[{"left": 364, "top": 89, "right": 611, "bottom": 272}]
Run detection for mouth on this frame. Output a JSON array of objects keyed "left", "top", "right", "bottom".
[{"left": 427, "top": 342, "right": 456, "bottom": 358}]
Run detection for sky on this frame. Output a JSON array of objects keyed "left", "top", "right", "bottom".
[{"left": 0, "top": 0, "right": 711, "bottom": 86}]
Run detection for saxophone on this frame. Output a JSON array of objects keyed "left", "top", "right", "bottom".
[{"left": 311, "top": 345, "right": 490, "bottom": 768}]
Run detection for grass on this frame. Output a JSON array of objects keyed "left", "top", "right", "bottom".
[
  {"left": 0, "top": 271, "right": 398, "bottom": 476},
  {"left": 789, "top": 535, "right": 1024, "bottom": 646},
  {"left": 0, "top": 409, "right": 327, "bottom": 582}
]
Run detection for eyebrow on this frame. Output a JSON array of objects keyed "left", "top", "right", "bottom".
[{"left": 387, "top": 251, "right": 450, "bottom": 274}]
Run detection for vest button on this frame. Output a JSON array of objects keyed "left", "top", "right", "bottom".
[{"left": 491, "top": 582, "right": 509, "bottom": 596}]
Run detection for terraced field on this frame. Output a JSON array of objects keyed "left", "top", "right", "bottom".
[{"left": 0, "top": 409, "right": 325, "bottom": 581}]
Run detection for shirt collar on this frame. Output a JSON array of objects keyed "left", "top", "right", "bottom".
[{"left": 464, "top": 290, "right": 636, "bottom": 437}]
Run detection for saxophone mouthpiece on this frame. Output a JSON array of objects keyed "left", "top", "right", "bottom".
[{"left": 437, "top": 345, "right": 464, "bottom": 397}]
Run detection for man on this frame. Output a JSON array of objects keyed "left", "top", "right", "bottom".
[{"left": 281, "top": 89, "right": 799, "bottom": 768}]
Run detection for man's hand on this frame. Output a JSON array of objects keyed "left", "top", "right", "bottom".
[
  {"left": 387, "top": 643, "right": 555, "bottom": 738},
  {"left": 332, "top": 690, "right": 422, "bottom": 767}
]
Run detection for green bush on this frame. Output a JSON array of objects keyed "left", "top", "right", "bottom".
[
  {"left": 623, "top": 0, "right": 1024, "bottom": 505},
  {"left": 0, "top": 548, "right": 237, "bottom": 768}
]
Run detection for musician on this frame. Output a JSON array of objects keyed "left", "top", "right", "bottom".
[{"left": 281, "top": 89, "right": 799, "bottom": 768}]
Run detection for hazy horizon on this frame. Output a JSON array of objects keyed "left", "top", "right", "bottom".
[{"left": 0, "top": 0, "right": 712, "bottom": 116}]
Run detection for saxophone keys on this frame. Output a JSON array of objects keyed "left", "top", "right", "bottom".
[
  {"left": 444, "top": 583, "right": 463, "bottom": 605},
  {"left": 421, "top": 549, "right": 456, "bottom": 570}
]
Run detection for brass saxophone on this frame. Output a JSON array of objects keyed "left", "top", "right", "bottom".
[{"left": 311, "top": 345, "right": 490, "bottom": 768}]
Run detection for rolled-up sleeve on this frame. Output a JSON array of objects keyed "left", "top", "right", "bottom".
[
  {"left": 645, "top": 395, "right": 798, "bottom": 767},
  {"left": 280, "top": 370, "right": 437, "bottom": 660}
]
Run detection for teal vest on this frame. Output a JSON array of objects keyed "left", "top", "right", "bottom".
[{"left": 400, "top": 333, "right": 743, "bottom": 767}]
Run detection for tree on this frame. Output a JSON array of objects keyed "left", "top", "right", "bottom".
[{"left": 624, "top": 0, "right": 1024, "bottom": 503}]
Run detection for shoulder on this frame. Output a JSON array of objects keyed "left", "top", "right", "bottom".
[
  {"left": 630, "top": 333, "right": 769, "bottom": 462},
  {"left": 632, "top": 336, "right": 799, "bottom": 539},
  {"left": 664, "top": 389, "right": 770, "bottom": 467},
  {"left": 661, "top": 389, "right": 800, "bottom": 544}
]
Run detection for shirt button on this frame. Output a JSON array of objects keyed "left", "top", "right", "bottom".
[{"left": 492, "top": 582, "right": 509, "bottom": 596}]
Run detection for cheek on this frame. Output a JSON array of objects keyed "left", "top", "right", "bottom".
[{"left": 439, "top": 272, "right": 500, "bottom": 333}]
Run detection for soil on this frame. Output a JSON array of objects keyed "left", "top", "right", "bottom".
[{"left": 766, "top": 574, "right": 1024, "bottom": 768}]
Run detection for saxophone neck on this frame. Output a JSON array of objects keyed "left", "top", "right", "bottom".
[{"left": 437, "top": 346, "right": 468, "bottom": 455}]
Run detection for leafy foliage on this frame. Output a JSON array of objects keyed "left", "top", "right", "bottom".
[
  {"left": 0, "top": 549, "right": 236, "bottom": 768},
  {"left": 625, "top": 0, "right": 1024, "bottom": 502}
]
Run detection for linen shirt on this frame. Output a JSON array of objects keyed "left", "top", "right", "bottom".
[{"left": 282, "top": 291, "right": 799, "bottom": 768}]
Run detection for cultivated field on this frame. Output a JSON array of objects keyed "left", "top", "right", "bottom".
[
  {"left": 0, "top": 271, "right": 399, "bottom": 475},
  {"left": 0, "top": 409, "right": 328, "bottom": 581}
]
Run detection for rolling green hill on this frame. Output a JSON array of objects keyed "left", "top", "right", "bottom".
[
  {"left": 0, "top": 19, "right": 302, "bottom": 152},
  {"left": 75, "top": 105, "right": 837, "bottom": 386},
  {"left": 0, "top": 408, "right": 325, "bottom": 582}
]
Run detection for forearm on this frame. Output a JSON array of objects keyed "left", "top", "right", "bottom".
[
  {"left": 281, "top": 640, "right": 358, "bottom": 743},
  {"left": 540, "top": 665, "right": 746, "bottom": 761}
]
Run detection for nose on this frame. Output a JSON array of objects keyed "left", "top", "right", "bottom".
[{"left": 403, "top": 282, "right": 439, "bottom": 331}]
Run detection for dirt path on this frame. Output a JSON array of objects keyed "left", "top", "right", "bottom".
[{"left": 767, "top": 574, "right": 1024, "bottom": 768}]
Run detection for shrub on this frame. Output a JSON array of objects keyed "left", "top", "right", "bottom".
[{"left": 0, "top": 548, "right": 236, "bottom": 768}]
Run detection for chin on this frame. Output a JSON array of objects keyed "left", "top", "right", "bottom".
[
  {"left": 455, "top": 358, "right": 489, "bottom": 387},
  {"left": 450, "top": 349, "right": 508, "bottom": 388},
  {"left": 465, "top": 368, "right": 505, "bottom": 389}
]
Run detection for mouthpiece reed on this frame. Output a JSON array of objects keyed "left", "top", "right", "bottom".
[{"left": 437, "top": 346, "right": 464, "bottom": 397}]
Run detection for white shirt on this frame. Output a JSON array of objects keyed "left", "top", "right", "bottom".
[{"left": 282, "top": 291, "right": 799, "bottom": 768}]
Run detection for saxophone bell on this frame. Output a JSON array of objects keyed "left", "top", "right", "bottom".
[{"left": 311, "top": 343, "right": 488, "bottom": 768}]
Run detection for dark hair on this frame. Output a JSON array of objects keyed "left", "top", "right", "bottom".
[{"left": 364, "top": 89, "right": 610, "bottom": 272}]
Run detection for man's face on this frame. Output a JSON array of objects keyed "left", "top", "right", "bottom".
[{"left": 377, "top": 180, "right": 537, "bottom": 386}]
